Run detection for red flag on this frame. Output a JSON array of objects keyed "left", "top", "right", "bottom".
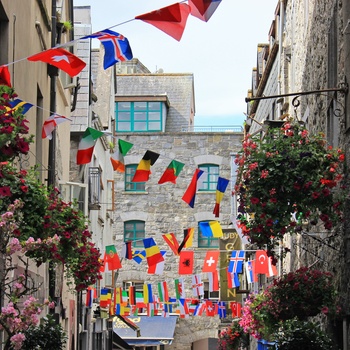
[
  {"left": 27, "top": 47, "right": 86, "bottom": 77},
  {"left": 105, "top": 245, "right": 122, "bottom": 270},
  {"left": 178, "top": 250, "right": 194, "bottom": 275},
  {"left": 135, "top": 3, "right": 191, "bottom": 41},
  {"left": 229, "top": 301, "right": 242, "bottom": 317},
  {"left": 255, "top": 250, "right": 269, "bottom": 274},
  {"left": 208, "top": 270, "right": 219, "bottom": 292},
  {"left": 0, "top": 65, "right": 11, "bottom": 87},
  {"left": 267, "top": 256, "right": 278, "bottom": 277},
  {"left": 205, "top": 300, "right": 216, "bottom": 316},
  {"left": 162, "top": 233, "right": 180, "bottom": 255},
  {"left": 202, "top": 250, "right": 219, "bottom": 273},
  {"left": 189, "top": 0, "right": 222, "bottom": 22}
]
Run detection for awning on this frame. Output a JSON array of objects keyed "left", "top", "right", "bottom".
[
  {"left": 113, "top": 315, "right": 178, "bottom": 346},
  {"left": 113, "top": 332, "right": 133, "bottom": 350}
]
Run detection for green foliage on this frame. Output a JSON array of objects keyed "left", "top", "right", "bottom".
[
  {"left": 21, "top": 315, "right": 67, "bottom": 350},
  {"left": 218, "top": 321, "right": 249, "bottom": 350}
]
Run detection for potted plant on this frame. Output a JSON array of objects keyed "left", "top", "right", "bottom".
[
  {"left": 218, "top": 321, "right": 249, "bottom": 350},
  {"left": 234, "top": 121, "right": 345, "bottom": 262}
]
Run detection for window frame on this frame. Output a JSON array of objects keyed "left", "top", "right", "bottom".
[
  {"left": 116, "top": 101, "right": 163, "bottom": 132},
  {"left": 125, "top": 164, "right": 146, "bottom": 192},
  {"left": 198, "top": 164, "right": 219, "bottom": 192},
  {"left": 124, "top": 220, "right": 145, "bottom": 248}
]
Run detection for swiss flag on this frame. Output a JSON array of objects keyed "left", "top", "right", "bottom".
[
  {"left": 205, "top": 300, "right": 216, "bottom": 317},
  {"left": 202, "top": 250, "right": 219, "bottom": 273},
  {"left": 28, "top": 48, "right": 86, "bottom": 77},
  {"left": 178, "top": 251, "right": 194, "bottom": 275},
  {"left": 255, "top": 250, "right": 269, "bottom": 274}
]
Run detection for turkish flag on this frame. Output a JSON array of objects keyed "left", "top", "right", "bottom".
[
  {"left": 202, "top": 250, "right": 219, "bottom": 273},
  {"left": 28, "top": 48, "right": 86, "bottom": 77},
  {"left": 229, "top": 301, "right": 242, "bottom": 317},
  {"left": 135, "top": 3, "right": 191, "bottom": 41},
  {"left": 178, "top": 251, "right": 194, "bottom": 275},
  {"left": 255, "top": 250, "right": 269, "bottom": 274}
]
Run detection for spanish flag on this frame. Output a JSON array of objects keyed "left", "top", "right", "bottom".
[{"left": 132, "top": 150, "right": 160, "bottom": 182}]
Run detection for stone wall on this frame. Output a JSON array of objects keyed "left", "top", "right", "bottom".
[{"left": 112, "top": 131, "right": 243, "bottom": 349}]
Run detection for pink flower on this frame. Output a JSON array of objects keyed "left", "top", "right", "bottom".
[
  {"left": 0, "top": 186, "right": 12, "bottom": 197},
  {"left": 260, "top": 170, "right": 269, "bottom": 178}
]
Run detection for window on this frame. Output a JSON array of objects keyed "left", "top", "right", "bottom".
[
  {"left": 59, "top": 181, "right": 88, "bottom": 216},
  {"left": 116, "top": 101, "right": 162, "bottom": 132},
  {"left": 88, "top": 167, "right": 101, "bottom": 208},
  {"left": 198, "top": 222, "right": 219, "bottom": 248},
  {"left": 204, "top": 281, "right": 219, "bottom": 300},
  {"left": 123, "top": 281, "right": 144, "bottom": 293},
  {"left": 198, "top": 164, "right": 219, "bottom": 191},
  {"left": 125, "top": 164, "right": 146, "bottom": 192},
  {"left": 124, "top": 220, "right": 145, "bottom": 247}
]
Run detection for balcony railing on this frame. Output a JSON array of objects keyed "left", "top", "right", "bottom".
[{"left": 181, "top": 125, "right": 244, "bottom": 132}]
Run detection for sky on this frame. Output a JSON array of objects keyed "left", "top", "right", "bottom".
[{"left": 72, "top": 0, "right": 278, "bottom": 127}]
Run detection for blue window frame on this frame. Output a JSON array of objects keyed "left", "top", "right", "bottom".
[
  {"left": 198, "top": 222, "right": 219, "bottom": 248},
  {"left": 116, "top": 101, "right": 162, "bottom": 132},
  {"left": 124, "top": 220, "right": 145, "bottom": 248},
  {"left": 198, "top": 164, "right": 219, "bottom": 191},
  {"left": 125, "top": 164, "right": 146, "bottom": 192}
]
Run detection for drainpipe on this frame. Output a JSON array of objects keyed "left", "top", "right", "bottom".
[{"left": 343, "top": 0, "right": 350, "bottom": 349}]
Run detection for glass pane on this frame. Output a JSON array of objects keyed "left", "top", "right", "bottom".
[
  {"left": 148, "top": 122, "right": 161, "bottom": 130},
  {"left": 117, "top": 122, "right": 131, "bottom": 131},
  {"left": 209, "top": 182, "right": 217, "bottom": 191},
  {"left": 148, "top": 102, "right": 161, "bottom": 111},
  {"left": 210, "top": 166, "right": 219, "bottom": 174},
  {"left": 125, "top": 232, "right": 133, "bottom": 240},
  {"left": 135, "top": 222, "right": 145, "bottom": 230},
  {"left": 118, "top": 112, "right": 131, "bottom": 121},
  {"left": 125, "top": 183, "right": 133, "bottom": 191},
  {"left": 134, "top": 102, "right": 147, "bottom": 110},
  {"left": 148, "top": 112, "right": 161, "bottom": 120},
  {"left": 134, "top": 122, "right": 147, "bottom": 131},
  {"left": 135, "top": 183, "right": 146, "bottom": 191},
  {"left": 125, "top": 223, "right": 134, "bottom": 230},
  {"left": 118, "top": 102, "right": 130, "bottom": 110},
  {"left": 134, "top": 112, "right": 146, "bottom": 121}
]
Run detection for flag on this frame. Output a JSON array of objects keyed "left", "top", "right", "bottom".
[
  {"left": 0, "top": 65, "right": 11, "bottom": 87},
  {"left": 245, "top": 260, "right": 257, "bottom": 284},
  {"left": 162, "top": 233, "right": 180, "bottom": 255},
  {"left": 132, "top": 250, "right": 146, "bottom": 264},
  {"left": 114, "top": 287, "right": 124, "bottom": 305},
  {"left": 147, "top": 250, "right": 166, "bottom": 274},
  {"left": 110, "top": 139, "right": 133, "bottom": 172},
  {"left": 217, "top": 301, "right": 226, "bottom": 318},
  {"left": 255, "top": 250, "right": 269, "bottom": 274},
  {"left": 202, "top": 250, "right": 220, "bottom": 273},
  {"left": 208, "top": 270, "right": 219, "bottom": 292},
  {"left": 27, "top": 47, "right": 86, "bottom": 77},
  {"left": 189, "top": 0, "right": 222, "bottom": 22},
  {"left": 135, "top": 3, "right": 191, "bottom": 41},
  {"left": 230, "top": 301, "right": 242, "bottom": 318},
  {"left": 178, "top": 298, "right": 189, "bottom": 318},
  {"left": 178, "top": 228, "right": 194, "bottom": 253},
  {"left": 192, "top": 274, "right": 204, "bottom": 297},
  {"left": 122, "top": 241, "right": 133, "bottom": 260},
  {"left": 227, "top": 268, "right": 240, "bottom": 288},
  {"left": 82, "top": 29, "right": 133, "bottom": 69},
  {"left": 100, "top": 288, "right": 112, "bottom": 308},
  {"left": 105, "top": 245, "right": 122, "bottom": 270},
  {"left": 267, "top": 257, "right": 278, "bottom": 277},
  {"left": 228, "top": 250, "right": 245, "bottom": 273},
  {"left": 158, "top": 159, "right": 185, "bottom": 184},
  {"left": 115, "top": 304, "right": 130, "bottom": 316},
  {"left": 178, "top": 250, "right": 194, "bottom": 275},
  {"left": 199, "top": 221, "right": 223, "bottom": 238},
  {"left": 205, "top": 300, "right": 216, "bottom": 316},
  {"left": 182, "top": 169, "right": 204, "bottom": 208},
  {"left": 157, "top": 281, "right": 169, "bottom": 302},
  {"left": 193, "top": 302, "right": 205, "bottom": 316},
  {"left": 213, "top": 177, "right": 229, "bottom": 217},
  {"left": 128, "top": 286, "right": 136, "bottom": 305},
  {"left": 132, "top": 150, "right": 160, "bottom": 182},
  {"left": 143, "top": 283, "right": 153, "bottom": 303},
  {"left": 143, "top": 237, "right": 164, "bottom": 267},
  {"left": 175, "top": 278, "right": 185, "bottom": 299},
  {"left": 8, "top": 99, "right": 33, "bottom": 114},
  {"left": 76, "top": 127, "right": 104, "bottom": 164},
  {"left": 85, "top": 287, "right": 94, "bottom": 307},
  {"left": 42, "top": 114, "right": 70, "bottom": 139}
]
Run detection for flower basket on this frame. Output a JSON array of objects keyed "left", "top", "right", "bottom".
[
  {"left": 218, "top": 322, "right": 249, "bottom": 350},
  {"left": 234, "top": 121, "right": 345, "bottom": 261}
]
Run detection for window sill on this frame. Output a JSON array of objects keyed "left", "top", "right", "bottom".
[{"left": 122, "top": 191, "right": 149, "bottom": 195}]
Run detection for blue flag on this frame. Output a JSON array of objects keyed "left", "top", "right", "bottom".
[
  {"left": 228, "top": 250, "right": 245, "bottom": 273},
  {"left": 82, "top": 29, "right": 133, "bottom": 69}
]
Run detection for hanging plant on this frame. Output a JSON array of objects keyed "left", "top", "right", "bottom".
[
  {"left": 217, "top": 321, "right": 249, "bottom": 350},
  {"left": 234, "top": 121, "right": 345, "bottom": 261},
  {"left": 239, "top": 267, "right": 338, "bottom": 340}
]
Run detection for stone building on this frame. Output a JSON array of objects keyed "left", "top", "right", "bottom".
[
  {"left": 112, "top": 69, "right": 244, "bottom": 349},
  {"left": 245, "top": 0, "right": 350, "bottom": 348}
]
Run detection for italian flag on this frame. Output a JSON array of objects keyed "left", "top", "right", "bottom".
[{"left": 76, "top": 127, "right": 104, "bottom": 164}]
